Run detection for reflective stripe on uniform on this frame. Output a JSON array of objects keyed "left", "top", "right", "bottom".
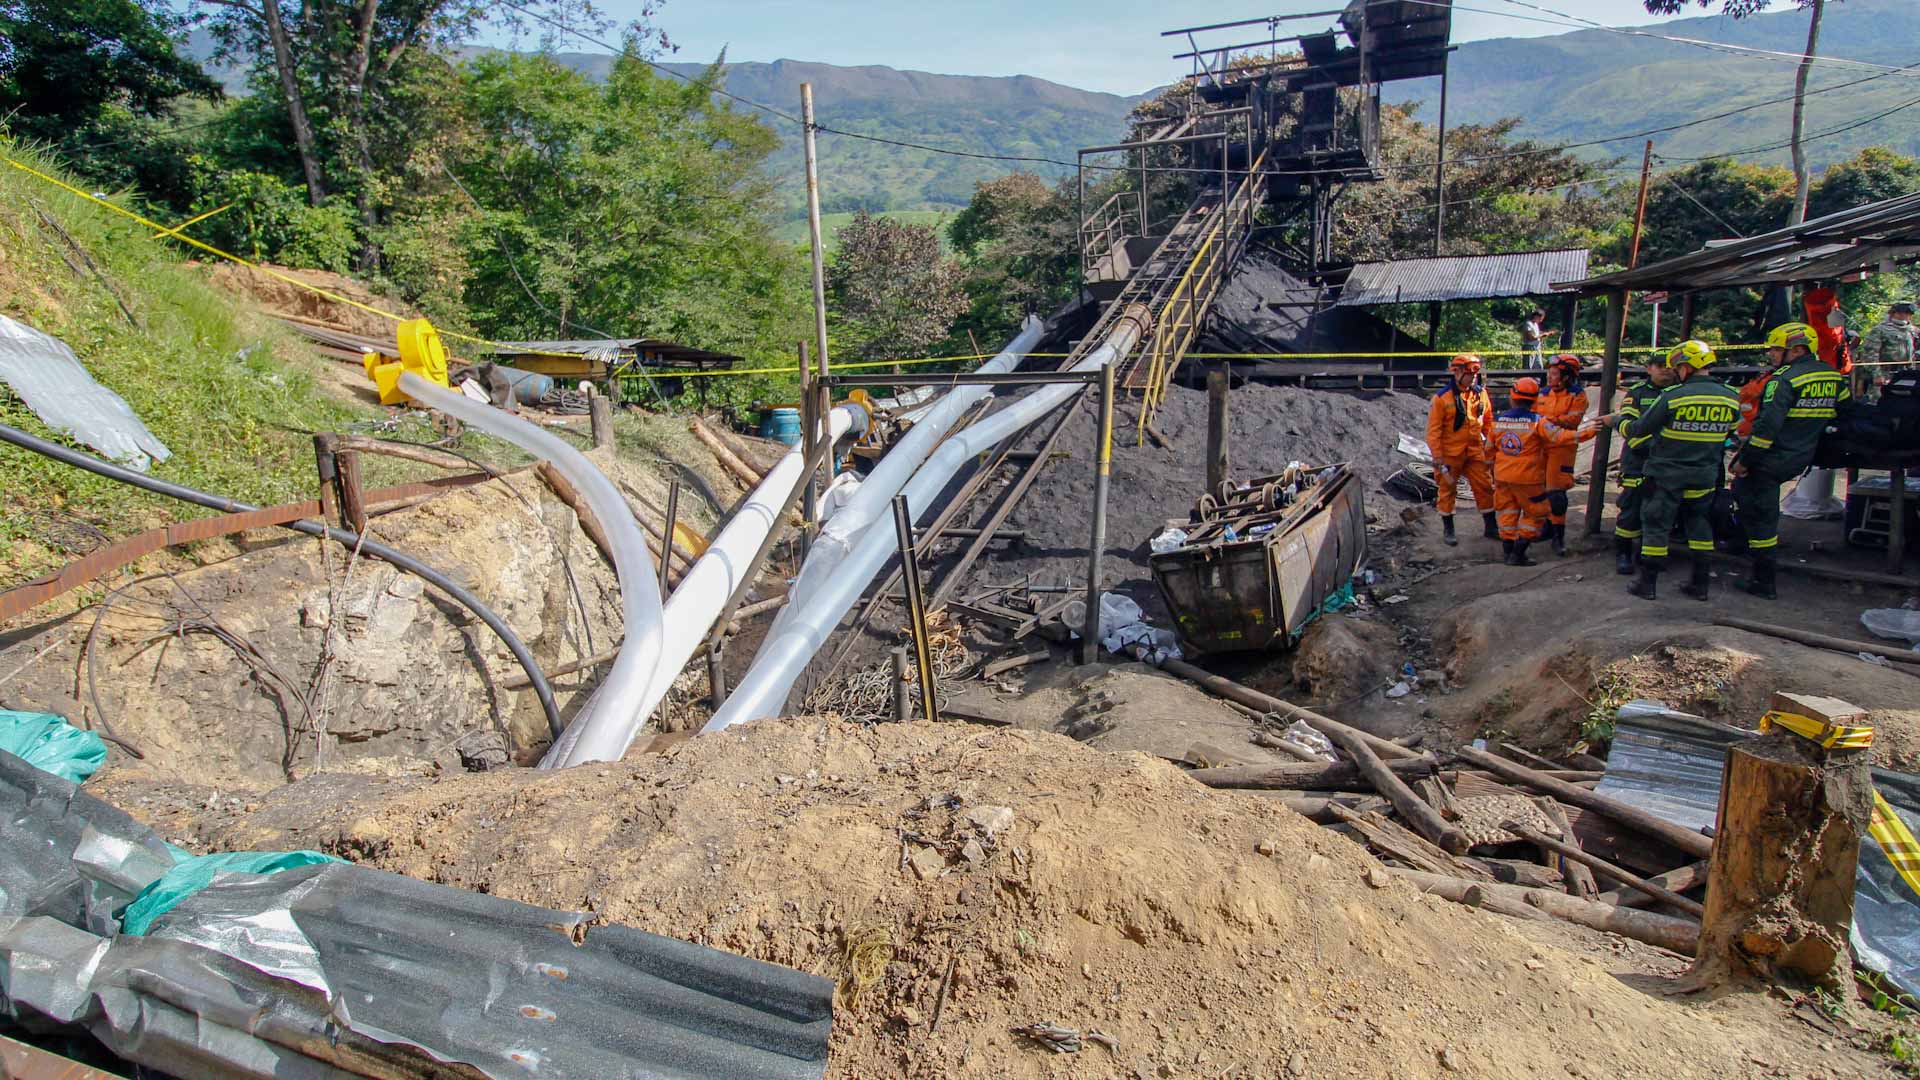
[
  {"left": 1615, "top": 526, "right": 1642, "bottom": 538},
  {"left": 1641, "top": 543, "right": 1669, "bottom": 556},
  {"left": 1688, "top": 539, "right": 1714, "bottom": 550},
  {"left": 1749, "top": 535, "right": 1778, "bottom": 549},
  {"left": 1661, "top": 429, "right": 1727, "bottom": 442},
  {"left": 1627, "top": 435, "right": 1653, "bottom": 448},
  {"left": 1621, "top": 476, "right": 1642, "bottom": 488},
  {"left": 1682, "top": 488, "right": 1715, "bottom": 500},
  {"left": 1789, "top": 371, "right": 1843, "bottom": 388},
  {"left": 1748, "top": 435, "right": 1775, "bottom": 448},
  {"left": 1785, "top": 407, "right": 1836, "bottom": 418}
]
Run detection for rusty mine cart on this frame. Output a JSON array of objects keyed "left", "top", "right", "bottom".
[{"left": 1149, "top": 464, "right": 1367, "bottom": 655}]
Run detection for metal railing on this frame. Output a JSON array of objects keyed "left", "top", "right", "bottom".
[{"left": 1079, "top": 191, "right": 1140, "bottom": 282}]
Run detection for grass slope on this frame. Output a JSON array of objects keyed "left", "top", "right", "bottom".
[{"left": 0, "top": 144, "right": 378, "bottom": 586}]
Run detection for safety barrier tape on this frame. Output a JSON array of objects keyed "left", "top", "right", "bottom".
[{"left": 1759, "top": 708, "right": 1876, "bottom": 749}]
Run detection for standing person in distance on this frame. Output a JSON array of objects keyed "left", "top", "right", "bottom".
[
  {"left": 1536, "top": 354, "right": 1588, "bottom": 556},
  {"left": 1521, "top": 308, "right": 1553, "bottom": 370},
  {"left": 1729, "top": 323, "right": 1851, "bottom": 599},
  {"left": 1426, "top": 354, "right": 1499, "bottom": 547},
  {"left": 1489, "top": 377, "right": 1581, "bottom": 567},
  {"left": 1857, "top": 300, "right": 1916, "bottom": 397},
  {"left": 1591, "top": 350, "right": 1681, "bottom": 576},
  {"left": 1616, "top": 340, "right": 1740, "bottom": 601}
]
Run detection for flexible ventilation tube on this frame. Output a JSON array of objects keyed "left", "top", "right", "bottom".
[
  {"left": 540, "top": 401, "right": 868, "bottom": 767},
  {"left": 0, "top": 420, "right": 564, "bottom": 737},
  {"left": 754, "top": 316, "right": 1043, "bottom": 666},
  {"left": 703, "top": 307, "right": 1149, "bottom": 733},
  {"left": 399, "top": 373, "right": 661, "bottom": 760}
]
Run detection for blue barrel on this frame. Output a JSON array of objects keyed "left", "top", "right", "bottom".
[
  {"left": 493, "top": 366, "right": 556, "bottom": 407},
  {"left": 759, "top": 407, "right": 803, "bottom": 446}
]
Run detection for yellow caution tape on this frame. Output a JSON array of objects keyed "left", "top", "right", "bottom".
[
  {"left": 1871, "top": 791, "right": 1920, "bottom": 899},
  {"left": 1758, "top": 709, "right": 1876, "bottom": 750}
]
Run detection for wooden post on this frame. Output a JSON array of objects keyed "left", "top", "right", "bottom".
[
  {"left": 1205, "top": 363, "right": 1231, "bottom": 495},
  {"left": 1685, "top": 693, "right": 1875, "bottom": 991},
  {"left": 313, "top": 434, "right": 341, "bottom": 525},
  {"left": 797, "top": 341, "right": 818, "bottom": 532},
  {"left": 891, "top": 495, "right": 940, "bottom": 723},
  {"left": 1319, "top": 723, "right": 1472, "bottom": 854},
  {"left": 336, "top": 449, "right": 367, "bottom": 535},
  {"left": 659, "top": 479, "right": 680, "bottom": 594},
  {"left": 589, "top": 386, "right": 616, "bottom": 450},
  {"left": 800, "top": 83, "right": 832, "bottom": 401},
  {"left": 707, "top": 638, "right": 727, "bottom": 709},
  {"left": 1582, "top": 288, "right": 1627, "bottom": 535},
  {"left": 891, "top": 646, "right": 911, "bottom": 723},
  {"left": 1081, "top": 362, "right": 1116, "bottom": 665}
]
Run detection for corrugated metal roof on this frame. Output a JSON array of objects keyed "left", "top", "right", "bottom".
[
  {"left": 497, "top": 339, "right": 742, "bottom": 369},
  {"left": 1563, "top": 190, "right": 1920, "bottom": 293},
  {"left": 1335, "top": 248, "right": 1591, "bottom": 306}
]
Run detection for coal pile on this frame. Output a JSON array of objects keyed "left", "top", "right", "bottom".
[{"left": 941, "top": 381, "right": 1431, "bottom": 606}]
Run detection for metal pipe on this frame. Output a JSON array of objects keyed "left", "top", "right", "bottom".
[
  {"left": 764, "top": 318, "right": 1043, "bottom": 638},
  {"left": 801, "top": 84, "right": 832, "bottom": 408},
  {"left": 890, "top": 647, "right": 910, "bottom": 722},
  {"left": 400, "top": 373, "right": 661, "bottom": 764},
  {"left": 0, "top": 419, "right": 564, "bottom": 737},
  {"left": 891, "top": 495, "right": 939, "bottom": 723},
  {"left": 704, "top": 306, "right": 1149, "bottom": 733},
  {"left": 659, "top": 479, "right": 680, "bottom": 593}
]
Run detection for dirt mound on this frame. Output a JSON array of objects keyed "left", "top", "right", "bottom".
[
  {"left": 945, "top": 383, "right": 1430, "bottom": 616},
  {"left": 113, "top": 718, "right": 1884, "bottom": 1080},
  {"left": 205, "top": 262, "right": 425, "bottom": 342}
]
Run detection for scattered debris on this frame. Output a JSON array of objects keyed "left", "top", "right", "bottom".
[
  {"left": 1010, "top": 1020, "right": 1083, "bottom": 1054},
  {"left": 0, "top": 314, "right": 170, "bottom": 469}
]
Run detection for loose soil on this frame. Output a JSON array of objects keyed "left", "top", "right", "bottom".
[{"left": 95, "top": 718, "right": 1900, "bottom": 1080}]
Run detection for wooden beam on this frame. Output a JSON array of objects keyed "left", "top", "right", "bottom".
[{"left": 1454, "top": 745, "right": 1713, "bottom": 859}]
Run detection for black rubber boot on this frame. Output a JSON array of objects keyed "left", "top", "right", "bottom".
[
  {"left": 1613, "top": 537, "right": 1635, "bottom": 576},
  {"left": 1501, "top": 539, "right": 1515, "bottom": 563},
  {"left": 1737, "top": 555, "right": 1777, "bottom": 600},
  {"left": 1442, "top": 514, "right": 1458, "bottom": 546},
  {"left": 1628, "top": 558, "right": 1661, "bottom": 600},
  {"left": 1481, "top": 511, "right": 1499, "bottom": 539},
  {"left": 1679, "top": 557, "right": 1712, "bottom": 602},
  {"left": 1551, "top": 522, "right": 1568, "bottom": 557},
  {"left": 1510, "top": 539, "right": 1536, "bottom": 567}
]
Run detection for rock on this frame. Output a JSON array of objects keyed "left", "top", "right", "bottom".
[
  {"left": 909, "top": 845, "right": 947, "bottom": 882},
  {"left": 960, "top": 838, "right": 987, "bottom": 865},
  {"left": 963, "top": 804, "right": 1015, "bottom": 838},
  {"left": 1439, "top": 1046, "right": 1461, "bottom": 1071},
  {"left": 1285, "top": 1051, "right": 1307, "bottom": 1077},
  {"left": 1365, "top": 867, "right": 1392, "bottom": 889},
  {"left": 1255, "top": 839, "right": 1279, "bottom": 856}
]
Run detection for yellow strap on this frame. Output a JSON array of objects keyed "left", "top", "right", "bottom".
[
  {"left": 1757, "top": 709, "right": 1875, "bottom": 750},
  {"left": 1871, "top": 791, "right": 1920, "bottom": 900}
]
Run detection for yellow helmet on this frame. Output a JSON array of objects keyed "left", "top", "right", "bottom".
[
  {"left": 1764, "top": 322, "right": 1816, "bottom": 351},
  {"left": 1665, "top": 339, "right": 1717, "bottom": 369}
]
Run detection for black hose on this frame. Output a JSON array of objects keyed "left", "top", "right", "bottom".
[{"left": 0, "top": 422, "right": 564, "bottom": 738}]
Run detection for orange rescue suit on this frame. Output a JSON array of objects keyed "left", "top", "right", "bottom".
[
  {"left": 1534, "top": 386, "right": 1587, "bottom": 524},
  {"left": 1803, "top": 286, "right": 1850, "bottom": 373},
  {"left": 1490, "top": 407, "right": 1579, "bottom": 541},
  {"left": 1426, "top": 381, "right": 1494, "bottom": 516},
  {"left": 1735, "top": 375, "right": 1767, "bottom": 439}
]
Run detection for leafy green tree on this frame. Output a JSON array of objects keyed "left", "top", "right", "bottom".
[
  {"left": 0, "top": 0, "right": 220, "bottom": 192},
  {"left": 947, "top": 172, "right": 1076, "bottom": 347},
  {"left": 827, "top": 211, "right": 967, "bottom": 367},
  {"left": 1806, "top": 146, "right": 1920, "bottom": 220},
  {"left": 439, "top": 50, "right": 806, "bottom": 362},
  {"left": 188, "top": 0, "right": 659, "bottom": 269},
  {"left": 1643, "top": 0, "right": 1840, "bottom": 224}
]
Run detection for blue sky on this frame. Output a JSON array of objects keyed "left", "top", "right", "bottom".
[{"left": 590, "top": 1, "right": 1696, "bottom": 94}]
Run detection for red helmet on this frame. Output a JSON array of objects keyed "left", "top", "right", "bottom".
[
  {"left": 1449, "top": 353, "right": 1483, "bottom": 376},
  {"left": 1549, "top": 354, "right": 1582, "bottom": 379},
  {"left": 1511, "top": 376, "right": 1542, "bottom": 404}
]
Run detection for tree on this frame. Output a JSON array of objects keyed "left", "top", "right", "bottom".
[
  {"left": 188, "top": 0, "right": 662, "bottom": 269},
  {"left": 827, "top": 212, "right": 967, "bottom": 367},
  {"left": 1644, "top": 0, "right": 1838, "bottom": 225},
  {"left": 437, "top": 50, "right": 806, "bottom": 360},
  {"left": 0, "top": 0, "right": 220, "bottom": 187},
  {"left": 947, "top": 173, "right": 1076, "bottom": 347}
]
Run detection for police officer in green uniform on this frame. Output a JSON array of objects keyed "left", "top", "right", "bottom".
[
  {"left": 1729, "top": 321, "right": 1851, "bottom": 599},
  {"left": 1598, "top": 350, "right": 1681, "bottom": 576},
  {"left": 1621, "top": 339, "right": 1740, "bottom": 601}
]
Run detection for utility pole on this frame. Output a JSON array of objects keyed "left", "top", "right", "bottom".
[
  {"left": 1622, "top": 140, "right": 1654, "bottom": 323},
  {"left": 800, "top": 83, "right": 833, "bottom": 432}
]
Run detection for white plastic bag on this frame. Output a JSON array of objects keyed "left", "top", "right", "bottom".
[
  {"left": 1861, "top": 608, "right": 1920, "bottom": 647},
  {"left": 1150, "top": 528, "right": 1189, "bottom": 554}
]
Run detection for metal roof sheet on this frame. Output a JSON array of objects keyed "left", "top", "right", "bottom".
[
  {"left": 1563, "top": 190, "right": 1920, "bottom": 293},
  {"left": 1335, "top": 248, "right": 1591, "bottom": 306},
  {"left": 496, "top": 339, "right": 742, "bottom": 369}
]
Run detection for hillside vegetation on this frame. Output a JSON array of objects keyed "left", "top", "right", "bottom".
[{"left": 0, "top": 143, "right": 378, "bottom": 585}]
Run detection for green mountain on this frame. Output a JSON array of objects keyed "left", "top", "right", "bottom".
[{"left": 1392, "top": 0, "right": 1920, "bottom": 171}]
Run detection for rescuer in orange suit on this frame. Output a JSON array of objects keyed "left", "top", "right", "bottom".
[
  {"left": 1490, "top": 377, "right": 1581, "bottom": 566},
  {"left": 1427, "top": 354, "right": 1498, "bottom": 547},
  {"left": 1536, "top": 354, "right": 1588, "bottom": 556},
  {"left": 1802, "top": 283, "right": 1850, "bottom": 374}
]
